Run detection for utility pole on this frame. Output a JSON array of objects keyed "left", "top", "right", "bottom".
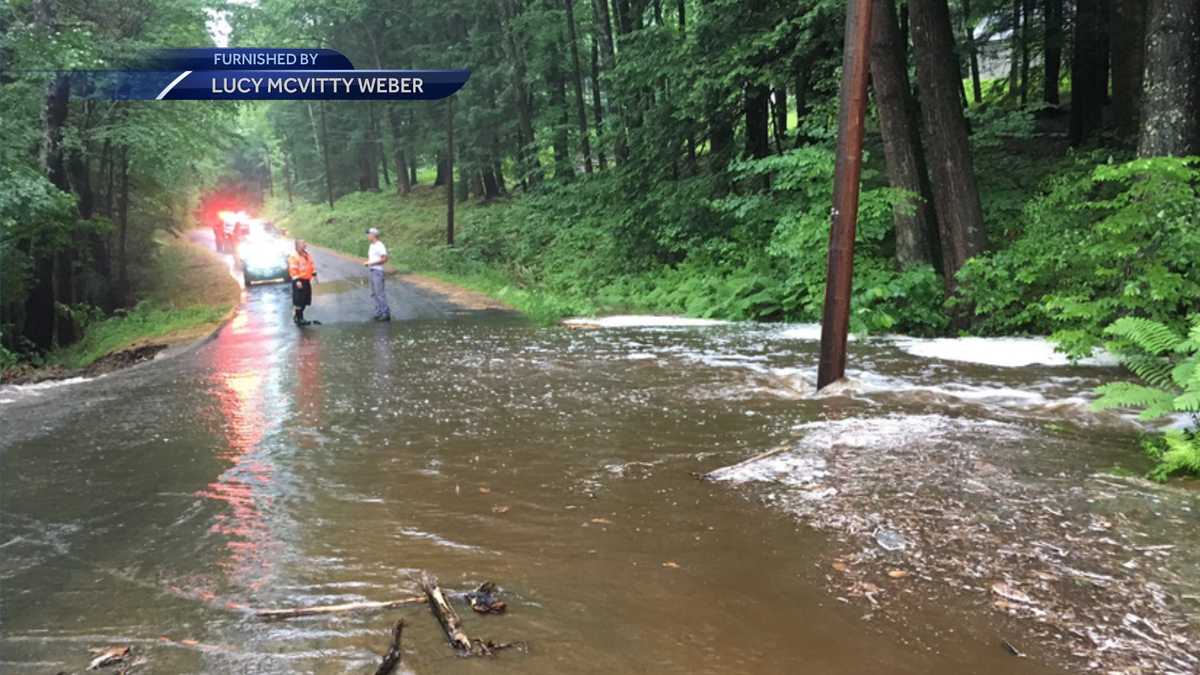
[
  {"left": 446, "top": 97, "right": 455, "bottom": 247},
  {"left": 817, "top": 0, "right": 874, "bottom": 390}
]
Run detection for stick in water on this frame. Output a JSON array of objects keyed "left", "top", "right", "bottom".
[
  {"left": 253, "top": 595, "right": 426, "bottom": 620},
  {"left": 419, "top": 572, "right": 472, "bottom": 652},
  {"left": 374, "top": 619, "right": 405, "bottom": 675}
]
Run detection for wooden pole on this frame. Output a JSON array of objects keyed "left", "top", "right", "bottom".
[
  {"left": 446, "top": 97, "right": 456, "bottom": 246},
  {"left": 817, "top": 0, "right": 874, "bottom": 390}
]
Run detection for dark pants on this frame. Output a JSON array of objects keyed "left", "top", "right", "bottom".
[{"left": 292, "top": 278, "right": 312, "bottom": 308}]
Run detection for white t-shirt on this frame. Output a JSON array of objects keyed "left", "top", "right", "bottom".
[{"left": 367, "top": 240, "right": 388, "bottom": 267}]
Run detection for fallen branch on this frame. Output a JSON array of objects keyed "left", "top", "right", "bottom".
[
  {"left": 702, "top": 444, "right": 792, "bottom": 480},
  {"left": 252, "top": 595, "right": 426, "bottom": 621},
  {"left": 374, "top": 619, "right": 405, "bottom": 675},
  {"left": 420, "top": 572, "right": 472, "bottom": 652}
]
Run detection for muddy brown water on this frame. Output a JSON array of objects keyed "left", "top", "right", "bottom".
[{"left": 1, "top": 282, "right": 1196, "bottom": 673}]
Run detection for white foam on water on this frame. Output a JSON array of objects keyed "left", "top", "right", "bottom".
[
  {"left": 562, "top": 315, "right": 729, "bottom": 329},
  {"left": 773, "top": 323, "right": 825, "bottom": 341},
  {"left": 890, "top": 336, "right": 1119, "bottom": 368},
  {"left": 709, "top": 414, "right": 1009, "bottom": 493},
  {"left": 0, "top": 376, "right": 95, "bottom": 406}
]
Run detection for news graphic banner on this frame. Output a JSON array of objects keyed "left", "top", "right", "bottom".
[{"left": 66, "top": 48, "right": 468, "bottom": 101}]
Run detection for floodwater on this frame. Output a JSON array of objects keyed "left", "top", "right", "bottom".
[{"left": 2, "top": 281, "right": 1198, "bottom": 673}]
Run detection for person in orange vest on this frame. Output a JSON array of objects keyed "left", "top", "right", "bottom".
[{"left": 288, "top": 239, "right": 317, "bottom": 326}]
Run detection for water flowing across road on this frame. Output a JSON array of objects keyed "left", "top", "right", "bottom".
[{"left": 2, "top": 261, "right": 1197, "bottom": 672}]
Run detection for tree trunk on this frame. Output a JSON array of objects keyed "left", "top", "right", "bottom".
[
  {"left": 772, "top": 86, "right": 787, "bottom": 153},
  {"left": 446, "top": 98, "right": 455, "bottom": 247},
  {"left": 871, "top": 0, "right": 936, "bottom": 268},
  {"left": 744, "top": 83, "right": 770, "bottom": 160},
  {"left": 281, "top": 139, "right": 295, "bottom": 205},
  {"left": 1138, "top": 0, "right": 1200, "bottom": 156},
  {"left": 565, "top": 0, "right": 594, "bottom": 174},
  {"left": 590, "top": 37, "right": 608, "bottom": 170},
  {"left": 500, "top": 0, "right": 542, "bottom": 185},
  {"left": 1043, "top": 0, "right": 1064, "bottom": 105},
  {"left": 387, "top": 106, "right": 412, "bottom": 194},
  {"left": 910, "top": 0, "right": 988, "bottom": 295},
  {"left": 1019, "top": 0, "right": 1032, "bottom": 104},
  {"left": 117, "top": 146, "right": 130, "bottom": 305},
  {"left": 591, "top": 0, "right": 626, "bottom": 161},
  {"left": 961, "top": 0, "right": 983, "bottom": 104},
  {"left": 546, "top": 42, "right": 574, "bottom": 181},
  {"left": 25, "top": 2, "right": 71, "bottom": 349},
  {"left": 1070, "top": 0, "right": 1109, "bottom": 145},
  {"left": 1007, "top": 0, "right": 1021, "bottom": 100},
  {"left": 1111, "top": 0, "right": 1149, "bottom": 141},
  {"left": 314, "top": 102, "right": 335, "bottom": 207}
]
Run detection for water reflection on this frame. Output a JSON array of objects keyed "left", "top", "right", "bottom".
[{"left": 197, "top": 296, "right": 285, "bottom": 593}]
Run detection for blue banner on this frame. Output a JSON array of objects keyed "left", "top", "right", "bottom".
[{"left": 52, "top": 48, "right": 468, "bottom": 101}]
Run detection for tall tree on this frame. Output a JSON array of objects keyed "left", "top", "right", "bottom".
[
  {"left": 1043, "top": 0, "right": 1064, "bottom": 105},
  {"left": 910, "top": 0, "right": 988, "bottom": 294},
  {"left": 1070, "top": 0, "right": 1108, "bottom": 145},
  {"left": 870, "top": 0, "right": 935, "bottom": 268},
  {"left": 1111, "top": 0, "right": 1148, "bottom": 141},
  {"left": 960, "top": 0, "right": 983, "bottom": 104},
  {"left": 1137, "top": 0, "right": 1200, "bottom": 156},
  {"left": 564, "top": 0, "right": 594, "bottom": 174}
]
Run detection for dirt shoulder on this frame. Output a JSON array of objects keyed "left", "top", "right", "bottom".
[{"left": 0, "top": 233, "right": 239, "bottom": 385}]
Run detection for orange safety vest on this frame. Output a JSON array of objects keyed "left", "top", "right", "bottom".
[{"left": 288, "top": 252, "right": 316, "bottom": 280}]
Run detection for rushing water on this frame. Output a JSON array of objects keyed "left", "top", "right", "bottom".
[{"left": 2, "top": 285, "right": 1197, "bottom": 673}]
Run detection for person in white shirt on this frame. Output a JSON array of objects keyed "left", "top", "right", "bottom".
[{"left": 364, "top": 227, "right": 391, "bottom": 321}]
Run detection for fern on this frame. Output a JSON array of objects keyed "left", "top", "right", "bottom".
[
  {"left": 1146, "top": 431, "right": 1200, "bottom": 482},
  {"left": 1104, "top": 317, "right": 1181, "bottom": 355},
  {"left": 1095, "top": 315, "right": 1200, "bottom": 479}
]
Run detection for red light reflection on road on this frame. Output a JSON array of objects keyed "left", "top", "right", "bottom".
[{"left": 196, "top": 307, "right": 281, "bottom": 592}]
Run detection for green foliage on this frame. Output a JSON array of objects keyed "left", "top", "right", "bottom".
[
  {"left": 958, "top": 156, "right": 1200, "bottom": 355},
  {"left": 1093, "top": 316, "right": 1200, "bottom": 480}
]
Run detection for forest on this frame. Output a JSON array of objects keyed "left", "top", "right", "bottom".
[{"left": 2, "top": 0, "right": 1200, "bottom": 470}]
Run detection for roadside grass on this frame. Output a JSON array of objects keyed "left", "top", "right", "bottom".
[{"left": 49, "top": 233, "right": 239, "bottom": 369}]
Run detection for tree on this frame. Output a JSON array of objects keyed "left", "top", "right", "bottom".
[
  {"left": 564, "top": 0, "right": 593, "bottom": 174},
  {"left": 1043, "top": 0, "right": 1063, "bottom": 105},
  {"left": 910, "top": 0, "right": 987, "bottom": 294},
  {"left": 1111, "top": 0, "right": 1148, "bottom": 140},
  {"left": 870, "top": 0, "right": 935, "bottom": 268},
  {"left": 1137, "top": 0, "right": 1200, "bottom": 157},
  {"left": 1070, "top": 0, "right": 1108, "bottom": 145}
]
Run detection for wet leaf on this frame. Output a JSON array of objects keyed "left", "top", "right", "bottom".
[
  {"left": 887, "top": 569, "right": 909, "bottom": 579},
  {"left": 831, "top": 561, "right": 848, "bottom": 573}
]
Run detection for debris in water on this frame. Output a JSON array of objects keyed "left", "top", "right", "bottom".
[
  {"left": 1001, "top": 639, "right": 1026, "bottom": 657},
  {"left": 87, "top": 645, "right": 130, "bottom": 670},
  {"left": 990, "top": 582, "right": 1034, "bottom": 605},
  {"left": 466, "top": 581, "right": 507, "bottom": 615},
  {"left": 874, "top": 529, "right": 908, "bottom": 552}
]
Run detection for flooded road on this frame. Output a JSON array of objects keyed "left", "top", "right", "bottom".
[{"left": 2, "top": 267, "right": 1198, "bottom": 672}]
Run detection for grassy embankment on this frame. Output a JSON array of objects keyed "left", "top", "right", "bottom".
[{"left": 47, "top": 234, "right": 238, "bottom": 370}]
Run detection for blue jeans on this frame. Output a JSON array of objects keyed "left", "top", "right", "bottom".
[{"left": 369, "top": 268, "right": 390, "bottom": 317}]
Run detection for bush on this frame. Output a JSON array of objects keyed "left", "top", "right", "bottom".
[{"left": 958, "top": 156, "right": 1200, "bottom": 355}]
